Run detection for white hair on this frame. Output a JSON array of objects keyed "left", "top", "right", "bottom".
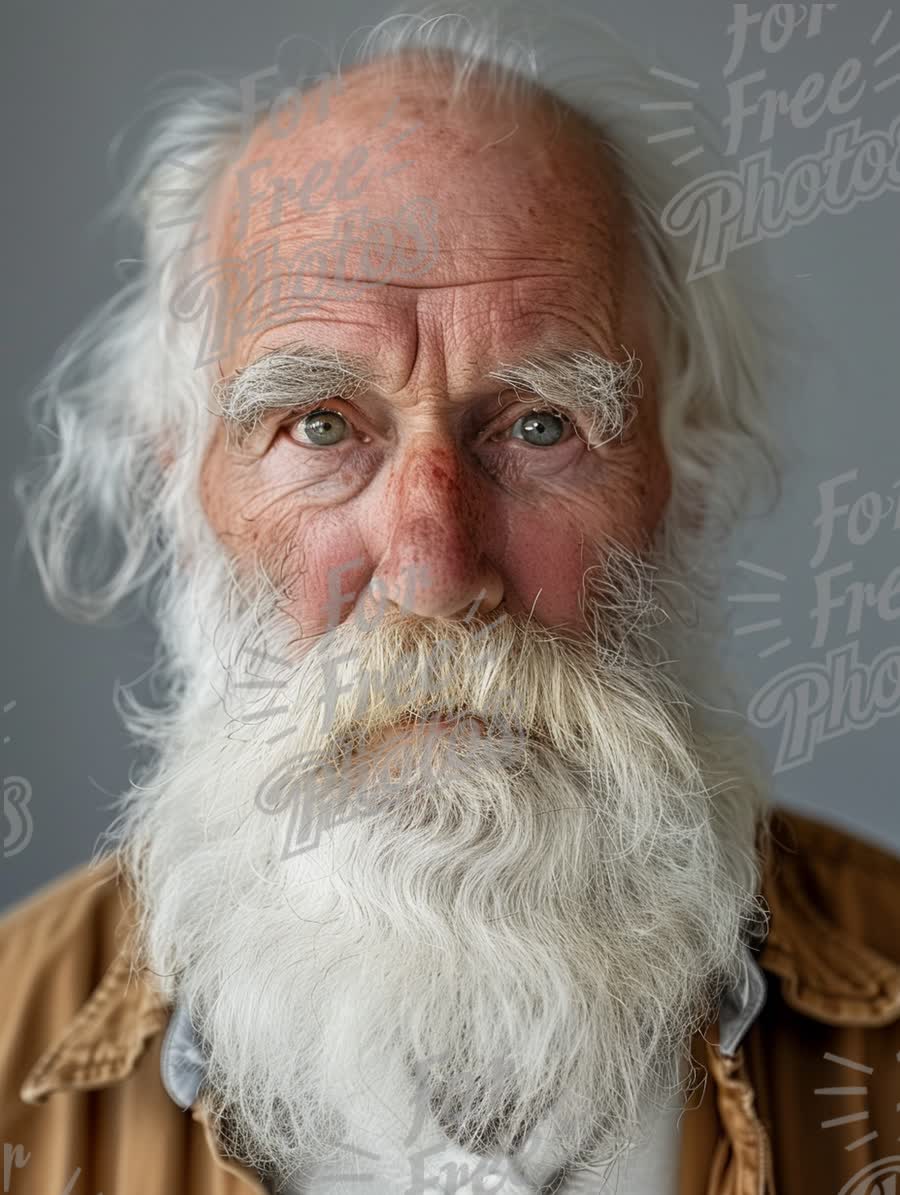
[
  {"left": 17, "top": 2, "right": 795, "bottom": 659},
  {"left": 114, "top": 537, "right": 771, "bottom": 1183}
]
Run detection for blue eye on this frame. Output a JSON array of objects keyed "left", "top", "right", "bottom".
[
  {"left": 510, "top": 411, "right": 567, "bottom": 446},
  {"left": 292, "top": 409, "right": 348, "bottom": 446}
]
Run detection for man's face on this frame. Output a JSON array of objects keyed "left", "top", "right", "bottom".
[
  {"left": 128, "top": 60, "right": 765, "bottom": 1184},
  {"left": 198, "top": 61, "right": 671, "bottom": 641}
]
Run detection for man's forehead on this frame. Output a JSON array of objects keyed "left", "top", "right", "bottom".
[
  {"left": 212, "top": 58, "right": 627, "bottom": 251},
  {"left": 236, "top": 55, "right": 576, "bottom": 174},
  {"left": 203, "top": 56, "right": 643, "bottom": 380},
  {"left": 227, "top": 326, "right": 622, "bottom": 392},
  {"left": 224, "top": 270, "right": 644, "bottom": 401}
]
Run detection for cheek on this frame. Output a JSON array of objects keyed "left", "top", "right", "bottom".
[
  {"left": 200, "top": 439, "right": 370, "bottom": 635},
  {"left": 498, "top": 448, "right": 671, "bottom": 631},
  {"left": 282, "top": 523, "right": 374, "bottom": 637},
  {"left": 234, "top": 506, "right": 373, "bottom": 639},
  {"left": 502, "top": 516, "right": 590, "bottom": 629}
]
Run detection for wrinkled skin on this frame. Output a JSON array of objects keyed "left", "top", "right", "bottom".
[{"left": 199, "top": 59, "right": 671, "bottom": 641}]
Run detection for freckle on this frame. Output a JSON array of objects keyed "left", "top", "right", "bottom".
[{"left": 429, "top": 460, "right": 454, "bottom": 486}]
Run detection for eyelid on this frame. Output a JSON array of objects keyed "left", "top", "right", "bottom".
[
  {"left": 283, "top": 399, "right": 352, "bottom": 422},
  {"left": 484, "top": 402, "right": 581, "bottom": 445},
  {"left": 279, "top": 398, "right": 585, "bottom": 448},
  {"left": 282, "top": 399, "right": 367, "bottom": 446}
]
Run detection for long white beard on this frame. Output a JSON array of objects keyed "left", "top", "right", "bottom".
[{"left": 116, "top": 533, "right": 770, "bottom": 1186}]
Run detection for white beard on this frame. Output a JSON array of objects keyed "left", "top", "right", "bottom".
[{"left": 116, "top": 530, "right": 770, "bottom": 1187}]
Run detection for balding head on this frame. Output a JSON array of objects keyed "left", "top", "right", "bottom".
[{"left": 207, "top": 49, "right": 648, "bottom": 375}]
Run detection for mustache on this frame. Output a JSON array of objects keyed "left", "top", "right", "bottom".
[
  {"left": 318, "top": 608, "right": 561, "bottom": 748},
  {"left": 240, "top": 544, "right": 684, "bottom": 816},
  {"left": 250, "top": 607, "right": 570, "bottom": 800},
  {"left": 248, "top": 555, "right": 661, "bottom": 753}
]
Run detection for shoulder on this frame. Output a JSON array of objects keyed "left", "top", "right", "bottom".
[
  {"left": 0, "top": 858, "right": 130, "bottom": 1103},
  {"left": 765, "top": 805, "right": 900, "bottom": 938},
  {"left": 0, "top": 866, "right": 214, "bottom": 1192},
  {"left": 760, "top": 805, "right": 900, "bottom": 1023},
  {"left": 0, "top": 855, "right": 125, "bottom": 971},
  {"left": 767, "top": 804, "right": 900, "bottom": 871}
]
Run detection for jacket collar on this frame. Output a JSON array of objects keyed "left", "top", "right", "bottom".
[{"left": 20, "top": 942, "right": 169, "bottom": 1105}]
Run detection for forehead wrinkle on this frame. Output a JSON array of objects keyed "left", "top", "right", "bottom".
[
  {"left": 204, "top": 71, "right": 635, "bottom": 377},
  {"left": 211, "top": 62, "right": 627, "bottom": 258},
  {"left": 209, "top": 213, "right": 618, "bottom": 374}
]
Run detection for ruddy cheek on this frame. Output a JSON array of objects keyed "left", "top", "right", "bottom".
[
  {"left": 499, "top": 508, "right": 587, "bottom": 628},
  {"left": 268, "top": 527, "right": 378, "bottom": 637}
]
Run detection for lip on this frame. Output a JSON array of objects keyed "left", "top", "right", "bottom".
[
  {"left": 345, "top": 711, "right": 527, "bottom": 773},
  {"left": 363, "top": 712, "right": 489, "bottom": 749},
  {"left": 397, "top": 712, "right": 487, "bottom": 734}
]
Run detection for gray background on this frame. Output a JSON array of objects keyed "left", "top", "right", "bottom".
[{"left": 3, "top": 0, "right": 899, "bottom": 911}]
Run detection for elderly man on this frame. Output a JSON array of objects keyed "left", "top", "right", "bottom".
[{"left": 3, "top": 9, "right": 900, "bottom": 1195}]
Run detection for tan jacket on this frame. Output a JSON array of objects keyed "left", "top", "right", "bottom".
[{"left": 2, "top": 807, "right": 900, "bottom": 1195}]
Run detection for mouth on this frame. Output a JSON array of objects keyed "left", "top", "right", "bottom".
[
  {"left": 356, "top": 711, "right": 489, "bottom": 759},
  {"left": 336, "top": 706, "right": 531, "bottom": 771},
  {"left": 392, "top": 710, "right": 488, "bottom": 735},
  {"left": 331, "top": 707, "right": 532, "bottom": 795},
  {"left": 342, "top": 709, "right": 493, "bottom": 759}
]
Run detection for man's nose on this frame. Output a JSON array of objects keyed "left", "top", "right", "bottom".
[{"left": 370, "top": 439, "right": 504, "bottom": 620}]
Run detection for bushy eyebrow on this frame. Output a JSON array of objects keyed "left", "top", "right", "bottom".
[
  {"left": 487, "top": 349, "right": 642, "bottom": 447},
  {"left": 213, "top": 345, "right": 374, "bottom": 441},
  {"left": 213, "top": 341, "right": 642, "bottom": 447}
]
